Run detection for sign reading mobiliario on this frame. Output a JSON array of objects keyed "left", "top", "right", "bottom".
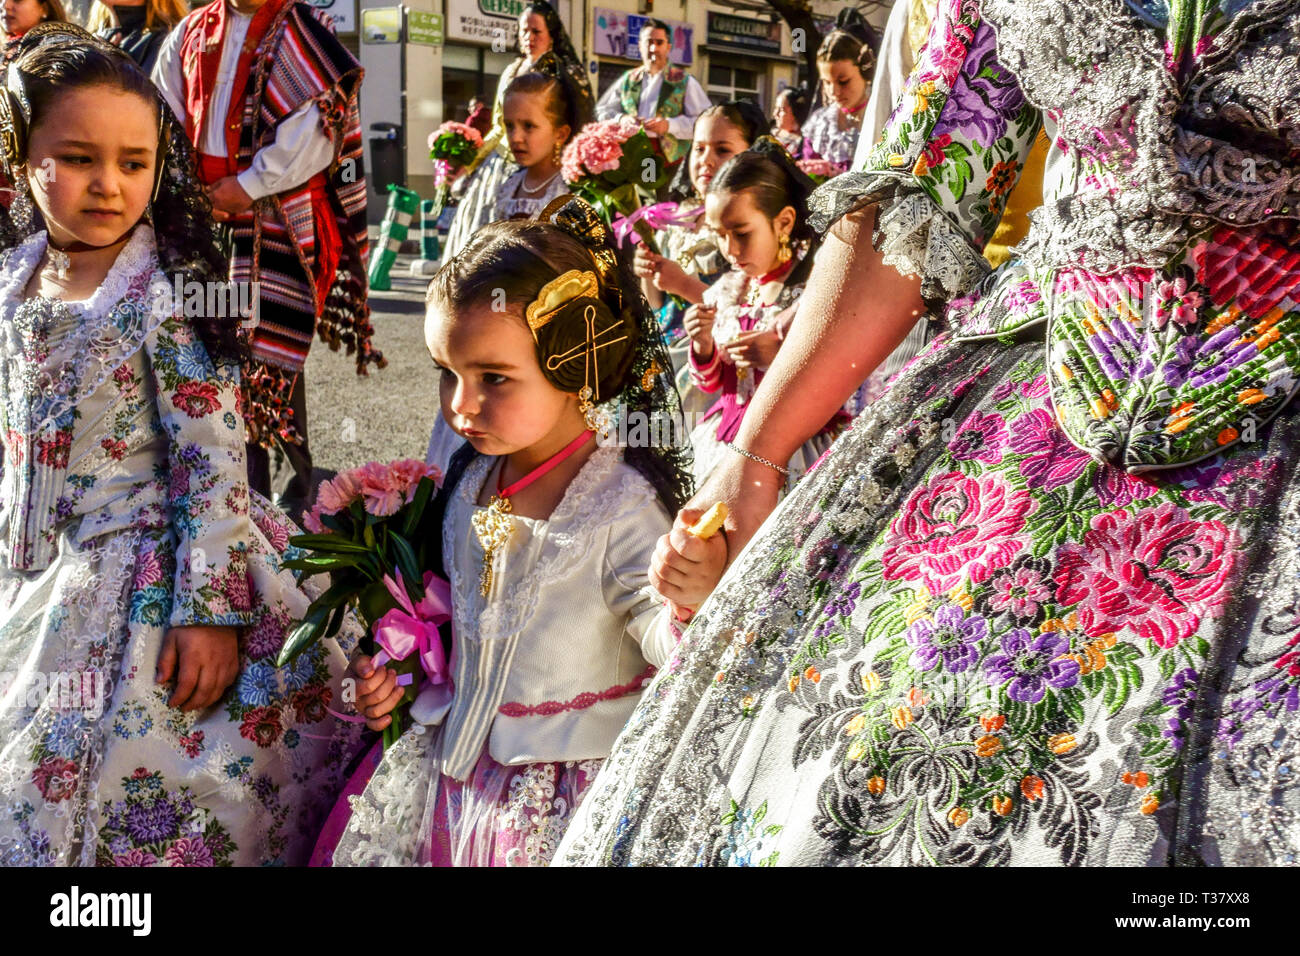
[{"left": 447, "top": 0, "right": 573, "bottom": 46}]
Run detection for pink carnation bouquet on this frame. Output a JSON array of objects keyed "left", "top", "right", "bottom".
[
  {"left": 561, "top": 115, "right": 671, "bottom": 251},
  {"left": 796, "top": 157, "right": 842, "bottom": 184},
  {"left": 280, "top": 458, "right": 447, "bottom": 748},
  {"left": 428, "top": 120, "right": 485, "bottom": 218}
]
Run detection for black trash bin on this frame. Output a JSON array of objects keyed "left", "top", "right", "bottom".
[{"left": 369, "top": 122, "right": 405, "bottom": 191}]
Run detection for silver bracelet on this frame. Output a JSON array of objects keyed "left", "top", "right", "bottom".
[{"left": 723, "top": 441, "right": 791, "bottom": 476}]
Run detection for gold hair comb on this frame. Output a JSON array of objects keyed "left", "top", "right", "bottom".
[{"left": 526, "top": 269, "right": 599, "bottom": 333}]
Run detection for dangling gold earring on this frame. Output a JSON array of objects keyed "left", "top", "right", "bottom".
[
  {"left": 577, "top": 385, "right": 603, "bottom": 432},
  {"left": 776, "top": 231, "right": 792, "bottom": 265},
  {"left": 553, "top": 140, "right": 564, "bottom": 165}
]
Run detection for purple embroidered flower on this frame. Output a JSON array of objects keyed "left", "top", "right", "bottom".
[
  {"left": 985, "top": 628, "right": 1081, "bottom": 703},
  {"left": 949, "top": 411, "right": 1008, "bottom": 464},
  {"left": 1094, "top": 466, "right": 1160, "bottom": 509},
  {"left": 1008, "top": 408, "right": 1093, "bottom": 490},
  {"left": 1182, "top": 456, "right": 1277, "bottom": 510},
  {"left": 1161, "top": 667, "right": 1199, "bottom": 750},
  {"left": 940, "top": 25, "right": 1023, "bottom": 144},
  {"left": 905, "top": 603, "right": 987, "bottom": 674},
  {"left": 124, "top": 798, "right": 181, "bottom": 844},
  {"left": 805, "top": 537, "right": 844, "bottom": 582},
  {"left": 1004, "top": 280, "right": 1042, "bottom": 316},
  {"left": 986, "top": 560, "right": 1053, "bottom": 620}
]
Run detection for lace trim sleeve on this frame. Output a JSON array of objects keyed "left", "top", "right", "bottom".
[{"left": 807, "top": 0, "right": 1042, "bottom": 303}]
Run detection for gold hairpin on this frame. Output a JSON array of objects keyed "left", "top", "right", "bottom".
[{"left": 545, "top": 303, "right": 629, "bottom": 405}]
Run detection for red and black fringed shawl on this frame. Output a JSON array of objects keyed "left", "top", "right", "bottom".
[{"left": 182, "top": 0, "right": 384, "bottom": 449}]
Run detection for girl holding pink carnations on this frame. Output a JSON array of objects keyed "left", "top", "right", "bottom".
[
  {"left": 0, "top": 26, "right": 365, "bottom": 866},
  {"left": 315, "top": 199, "right": 692, "bottom": 867}
]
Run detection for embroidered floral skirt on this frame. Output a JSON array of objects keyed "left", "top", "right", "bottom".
[
  {"left": 321, "top": 723, "right": 600, "bottom": 867},
  {"left": 556, "top": 332, "right": 1300, "bottom": 866},
  {"left": 0, "top": 497, "right": 365, "bottom": 866}
]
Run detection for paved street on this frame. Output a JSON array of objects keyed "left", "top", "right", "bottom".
[{"left": 299, "top": 254, "right": 440, "bottom": 484}]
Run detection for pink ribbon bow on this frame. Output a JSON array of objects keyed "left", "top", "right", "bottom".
[
  {"left": 611, "top": 202, "right": 699, "bottom": 247},
  {"left": 371, "top": 571, "right": 453, "bottom": 689}
]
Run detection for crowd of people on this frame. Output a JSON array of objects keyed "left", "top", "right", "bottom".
[{"left": 1, "top": 0, "right": 1298, "bottom": 871}]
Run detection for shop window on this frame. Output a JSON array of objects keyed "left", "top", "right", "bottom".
[{"left": 707, "top": 58, "right": 763, "bottom": 108}]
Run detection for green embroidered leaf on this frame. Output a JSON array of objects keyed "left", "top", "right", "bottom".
[{"left": 1158, "top": 652, "right": 1176, "bottom": 681}]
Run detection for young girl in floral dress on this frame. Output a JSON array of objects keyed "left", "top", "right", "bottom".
[
  {"left": 800, "top": 27, "right": 876, "bottom": 175},
  {"left": 0, "top": 25, "right": 363, "bottom": 866},
  {"left": 684, "top": 141, "right": 845, "bottom": 491},
  {"left": 319, "top": 200, "right": 691, "bottom": 866}
]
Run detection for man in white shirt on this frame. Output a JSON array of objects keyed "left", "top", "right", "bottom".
[
  {"left": 152, "top": 0, "right": 382, "bottom": 514},
  {"left": 595, "top": 19, "right": 711, "bottom": 166}
]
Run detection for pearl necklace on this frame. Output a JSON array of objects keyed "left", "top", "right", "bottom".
[{"left": 519, "top": 169, "right": 561, "bottom": 196}]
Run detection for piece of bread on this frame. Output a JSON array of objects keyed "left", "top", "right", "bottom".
[{"left": 687, "top": 502, "right": 728, "bottom": 539}]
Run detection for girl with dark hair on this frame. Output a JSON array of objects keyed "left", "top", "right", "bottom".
[
  {"left": 771, "top": 85, "right": 812, "bottom": 158},
  {"left": 683, "top": 139, "right": 843, "bottom": 492},
  {"left": 442, "top": 1, "right": 593, "bottom": 260},
  {"left": 2, "top": 0, "right": 65, "bottom": 62},
  {"left": 802, "top": 23, "right": 879, "bottom": 174},
  {"left": 0, "top": 24, "right": 365, "bottom": 866},
  {"left": 635, "top": 101, "right": 765, "bottom": 421},
  {"left": 320, "top": 200, "right": 692, "bottom": 867}
]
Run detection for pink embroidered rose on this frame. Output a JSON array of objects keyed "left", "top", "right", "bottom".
[
  {"left": 1008, "top": 407, "right": 1093, "bottom": 490},
  {"left": 882, "top": 470, "right": 1036, "bottom": 593},
  {"left": 163, "top": 836, "right": 214, "bottom": 867},
  {"left": 1054, "top": 502, "right": 1240, "bottom": 648},
  {"left": 133, "top": 549, "right": 164, "bottom": 589},
  {"left": 171, "top": 381, "right": 221, "bottom": 418},
  {"left": 32, "top": 756, "right": 79, "bottom": 802}
]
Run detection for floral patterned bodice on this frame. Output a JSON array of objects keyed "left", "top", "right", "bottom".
[{"left": 0, "top": 228, "right": 255, "bottom": 627}]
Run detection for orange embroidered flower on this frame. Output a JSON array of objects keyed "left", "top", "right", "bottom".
[
  {"left": 861, "top": 670, "right": 883, "bottom": 693},
  {"left": 980, "top": 714, "right": 1006, "bottom": 733},
  {"left": 975, "top": 734, "right": 1003, "bottom": 757},
  {"left": 1122, "top": 770, "right": 1150, "bottom": 788},
  {"left": 985, "top": 159, "right": 1019, "bottom": 198},
  {"left": 1021, "top": 775, "right": 1045, "bottom": 801},
  {"left": 991, "top": 795, "right": 1013, "bottom": 817},
  {"left": 890, "top": 706, "right": 913, "bottom": 731},
  {"left": 803, "top": 666, "right": 822, "bottom": 684},
  {"left": 1048, "top": 733, "right": 1077, "bottom": 755},
  {"left": 912, "top": 155, "right": 931, "bottom": 177},
  {"left": 907, "top": 686, "right": 928, "bottom": 708},
  {"left": 1140, "top": 793, "right": 1160, "bottom": 815},
  {"left": 1217, "top": 427, "right": 1239, "bottom": 445},
  {"left": 1205, "top": 306, "right": 1240, "bottom": 335},
  {"left": 715, "top": 671, "right": 727, "bottom": 683},
  {"left": 843, "top": 713, "right": 867, "bottom": 737},
  {"left": 787, "top": 674, "right": 800, "bottom": 693},
  {"left": 741, "top": 694, "right": 755, "bottom": 710},
  {"left": 948, "top": 806, "right": 970, "bottom": 827},
  {"left": 867, "top": 775, "right": 886, "bottom": 796},
  {"left": 1238, "top": 388, "right": 1267, "bottom": 405},
  {"left": 948, "top": 586, "right": 974, "bottom": 612}
]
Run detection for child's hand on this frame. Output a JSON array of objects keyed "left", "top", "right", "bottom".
[
  {"left": 683, "top": 304, "right": 717, "bottom": 358},
  {"left": 651, "top": 258, "right": 690, "bottom": 297},
  {"left": 726, "top": 328, "right": 782, "bottom": 369},
  {"left": 633, "top": 245, "right": 662, "bottom": 282},
  {"left": 350, "top": 654, "right": 404, "bottom": 732},
  {"left": 156, "top": 626, "right": 241, "bottom": 712},
  {"left": 649, "top": 507, "right": 729, "bottom": 616}
]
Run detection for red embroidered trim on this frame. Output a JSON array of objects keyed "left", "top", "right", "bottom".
[{"left": 498, "top": 665, "right": 656, "bottom": 718}]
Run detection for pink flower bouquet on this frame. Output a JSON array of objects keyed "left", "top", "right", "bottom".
[
  {"left": 280, "top": 458, "right": 447, "bottom": 748},
  {"left": 796, "top": 157, "right": 842, "bottom": 184},
  {"left": 428, "top": 120, "right": 485, "bottom": 218},
  {"left": 561, "top": 116, "right": 671, "bottom": 251}
]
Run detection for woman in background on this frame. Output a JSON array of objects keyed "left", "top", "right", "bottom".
[{"left": 87, "top": 0, "right": 184, "bottom": 72}]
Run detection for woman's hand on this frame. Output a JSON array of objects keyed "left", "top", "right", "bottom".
[
  {"left": 725, "top": 328, "right": 782, "bottom": 369},
  {"left": 350, "top": 654, "right": 404, "bottom": 732},
  {"left": 156, "top": 626, "right": 241, "bottom": 712},
  {"left": 649, "top": 507, "right": 730, "bottom": 615},
  {"left": 683, "top": 303, "right": 717, "bottom": 358}
]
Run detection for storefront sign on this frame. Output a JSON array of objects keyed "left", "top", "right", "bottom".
[
  {"left": 707, "top": 11, "right": 781, "bottom": 55},
  {"left": 408, "top": 10, "right": 444, "bottom": 46},
  {"left": 307, "top": 0, "right": 355, "bottom": 33},
  {"left": 361, "top": 6, "right": 401, "bottom": 44},
  {"left": 592, "top": 7, "right": 693, "bottom": 65},
  {"left": 447, "top": 0, "right": 573, "bottom": 48}
]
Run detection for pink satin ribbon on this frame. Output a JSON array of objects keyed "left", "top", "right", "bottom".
[
  {"left": 611, "top": 202, "right": 699, "bottom": 247},
  {"left": 371, "top": 571, "right": 453, "bottom": 689}
]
